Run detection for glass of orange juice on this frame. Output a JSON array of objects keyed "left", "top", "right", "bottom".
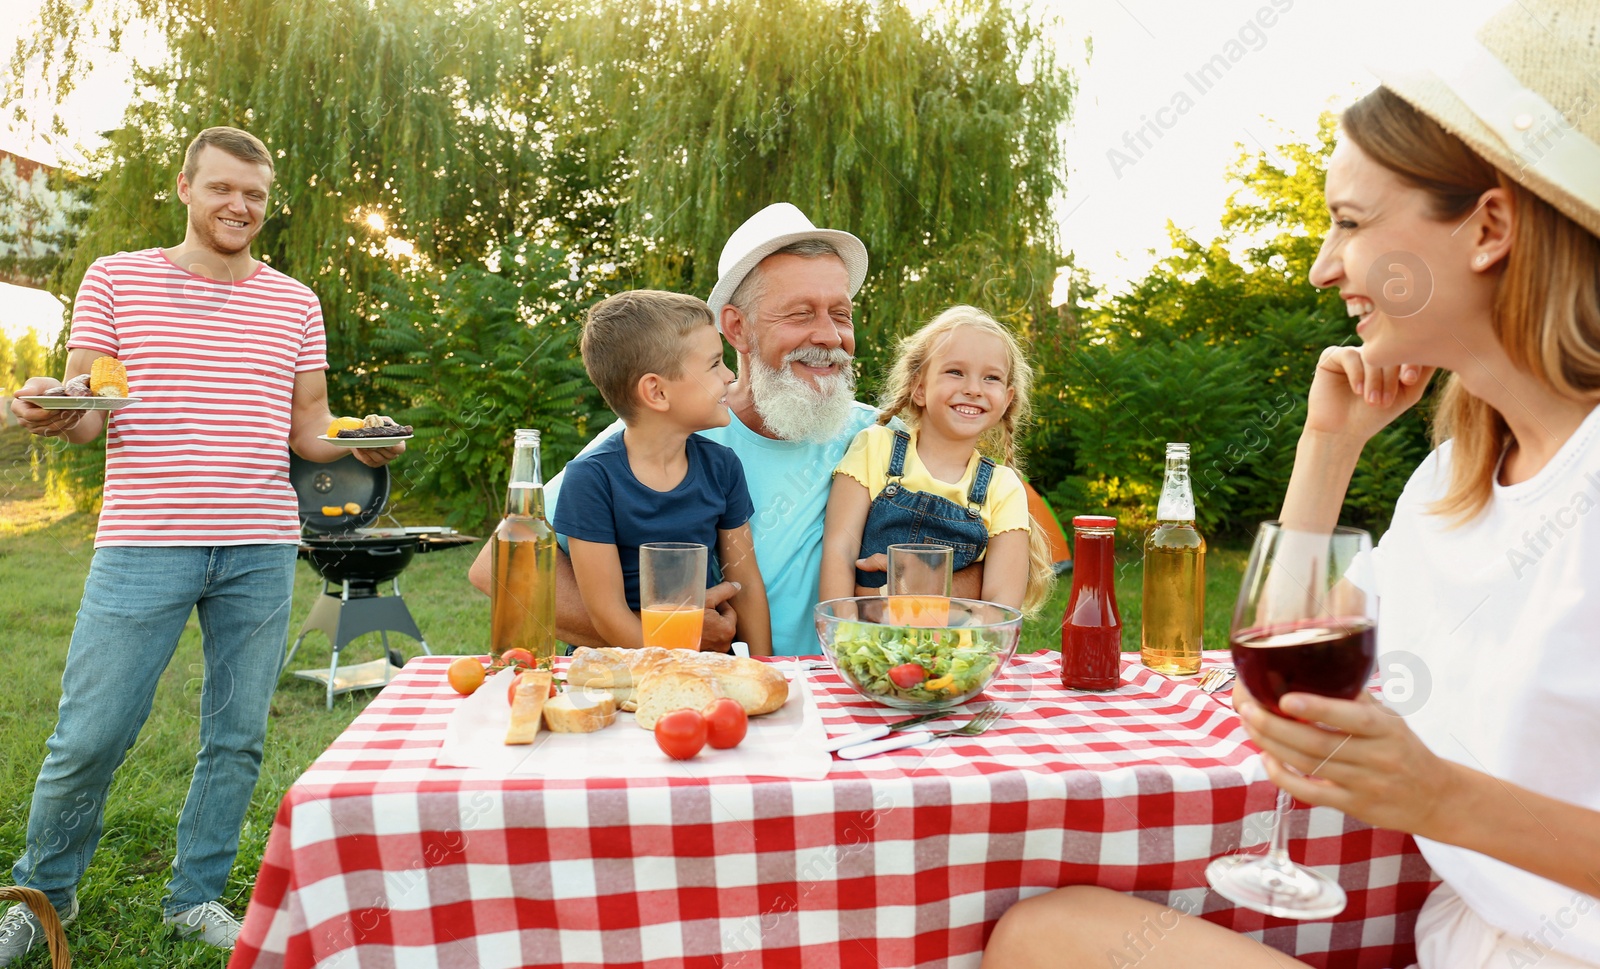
[
  {"left": 639, "top": 542, "right": 707, "bottom": 649},
  {"left": 885, "top": 543, "right": 953, "bottom": 627}
]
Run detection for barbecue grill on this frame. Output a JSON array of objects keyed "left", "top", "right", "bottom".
[{"left": 283, "top": 453, "right": 476, "bottom": 707}]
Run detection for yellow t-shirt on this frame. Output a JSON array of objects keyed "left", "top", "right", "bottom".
[{"left": 832, "top": 425, "right": 1030, "bottom": 560}]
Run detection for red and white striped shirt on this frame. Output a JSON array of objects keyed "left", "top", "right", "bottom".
[{"left": 67, "top": 248, "right": 328, "bottom": 547}]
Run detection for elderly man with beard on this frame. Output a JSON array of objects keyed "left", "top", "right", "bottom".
[{"left": 471, "top": 204, "right": 975, "bottom": 654}]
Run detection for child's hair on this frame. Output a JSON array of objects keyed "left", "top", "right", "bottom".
[
  {"left": 582, "top": 290, "right": 716, "bottom": 421},
  {"left": 876, "top": 305, "right": 1034, "bottom": 464},
  {"left": 876, "top": 305, "right": 1056, "bottom": 613}
]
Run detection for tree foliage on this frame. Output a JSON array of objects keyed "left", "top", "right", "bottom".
[
  {"left": 3, "top": 328, "right": 50, "bottom": 392},
  {"left": 534, "top": 0, "right": 1074, "bottom": 395},
  {"left": 10, "top": 0, "right": 1074, "bottom": 526},
  {"left": 1025, "top": 119, "right": 1431, "bottom": 539}
]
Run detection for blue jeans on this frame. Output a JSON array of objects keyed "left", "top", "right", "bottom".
[{"left": 11, "top": 544, "right": 297, "bottom": 917}]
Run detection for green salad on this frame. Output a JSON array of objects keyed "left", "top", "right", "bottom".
[{"left": 829, "top": 621, "right": 1005, "bottom": 704}]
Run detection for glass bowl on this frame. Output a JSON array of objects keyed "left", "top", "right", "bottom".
[{"left": 814, "top": 596, "right": 1023, "bottom": 711}]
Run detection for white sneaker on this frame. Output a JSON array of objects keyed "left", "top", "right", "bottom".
[
  {"left": 162, "top": 900, "right": 243, "bottom": 949},
  {"left": 0, "top": 896, "right": 77, "bottom": 968}
]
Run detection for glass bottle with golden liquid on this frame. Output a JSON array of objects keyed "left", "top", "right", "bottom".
[
  {"left": 490, "top": 428, "right": 558, "bottom": 661},
  {"left": 1141, "top": 442, "right": 1206, "bottom": 675}
]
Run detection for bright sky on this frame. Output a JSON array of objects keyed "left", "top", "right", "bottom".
[{"left": 1, "top": 0, "right": 1501, "bottom": 341}]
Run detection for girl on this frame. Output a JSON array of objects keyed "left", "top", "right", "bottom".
[
  {"left": 820, "top": 305, "right": 1054, "bottom": 612},
  {"left": 982, "top": 1, "right": 1600, "bottom": 966}
]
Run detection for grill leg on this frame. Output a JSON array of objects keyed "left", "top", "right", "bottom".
[
  {"left": 381, "top": 629, "right": 398, "bottom": 683},
  {"left": 283, "top": 580, "right": 342, "bottom": 677},
  {"left": 324, "top": 644, "right": 340, "bottom": 711}
]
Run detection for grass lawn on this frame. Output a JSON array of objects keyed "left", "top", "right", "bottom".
[{"left": 0, "top": 425, "right": 1242, "bottom": 966}]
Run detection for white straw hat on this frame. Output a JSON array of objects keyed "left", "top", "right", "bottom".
[
  {"left": 706, "top": 203, "right": 869, "bottom": 324},
  {"left": 1370, "top": 0, "right": 1600, "bottom": 238}
]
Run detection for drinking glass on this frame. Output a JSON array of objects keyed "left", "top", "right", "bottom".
[
  {"left": 639, "top": 542, "right": 707, "bottom": 650},
  {"left": 885, "top": 543, "right": 952, "bottom": 627},
  {"left": 1205, "top": 521, "right": 1377, "bottom": 919}
]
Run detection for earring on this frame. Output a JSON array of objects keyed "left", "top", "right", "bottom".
[{"left": 1473, "top": 253, "right": 1489, "bottom": 268}]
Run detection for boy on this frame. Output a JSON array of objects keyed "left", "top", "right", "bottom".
[{"left": 552, "top": 290, "right": 772, "bottom": 654}]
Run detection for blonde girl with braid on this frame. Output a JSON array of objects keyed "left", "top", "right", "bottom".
[{"left": 820, "top": 305, "right": 1055, "bottom": 613}]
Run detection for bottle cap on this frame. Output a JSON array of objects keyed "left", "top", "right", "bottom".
[{"left": 1072, "top": 515, "right": 1118, "bottom": 529}]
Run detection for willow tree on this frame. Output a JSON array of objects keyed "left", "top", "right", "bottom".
[
  {"left": 8, "top": 0, "right": 619, "bottom": 514},
  {"left": 540, "top": 0, "right": 1075, "bottom": 392},
  {"left": 8, "top": 0, "right": 591, "bottom": 387}
]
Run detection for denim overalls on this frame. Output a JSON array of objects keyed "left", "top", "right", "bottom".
[{"left": 855, "top": 429, "right": 995, "bottom": 589}]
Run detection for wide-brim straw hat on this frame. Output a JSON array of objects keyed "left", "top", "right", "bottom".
[
  {"left": 1370, "top": 0, "right": 1600, "bottom": 239},
  {"left": 706, "top": 203, "right": 869, "bottom": 325}
]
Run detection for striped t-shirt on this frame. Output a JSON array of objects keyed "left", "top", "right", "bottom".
[{"left": 66, "top": 248, "right": 328, "bottom": 547}]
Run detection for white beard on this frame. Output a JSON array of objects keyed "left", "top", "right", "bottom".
[{"left": 746, "top": 342, "right": 857, "bottom": 444}]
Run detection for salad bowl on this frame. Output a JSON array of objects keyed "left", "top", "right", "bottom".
[{"left": 814, "top": 597, "right": 1023, "bottom": 711}]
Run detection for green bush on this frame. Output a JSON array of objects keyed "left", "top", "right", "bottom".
[
  {"left": 366, "top": 243, "right": 612, "bottom": 531},
  {"left": 1024, "top": 304, "right": 1430, "bottom": 541}
]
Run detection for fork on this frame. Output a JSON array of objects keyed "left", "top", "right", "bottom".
[
  {"left": 836, "top": 704, "right": 1005, "bottom": 759},
  {"left": 1197, "top": 666, "right": 1236, "bottom": 694}
]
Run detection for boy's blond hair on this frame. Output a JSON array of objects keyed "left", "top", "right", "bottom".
[{"left": 582, "top": 290, "right": 716, "bottom": 421}]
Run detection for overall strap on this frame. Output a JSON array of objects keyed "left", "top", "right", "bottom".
[
  {"left": 886, "top": 429, "right": 912, "bottom": 479},
  {"left": 966, "top": 456, "right": 997, "bottom": 512}
]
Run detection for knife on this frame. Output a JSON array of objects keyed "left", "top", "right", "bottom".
[{"left": 822, "top": 709, "right": 951, "bottom": 753}]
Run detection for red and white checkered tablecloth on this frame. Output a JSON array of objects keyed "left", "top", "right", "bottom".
[{"left": 229, "top": 652, "right": 1435, "bottom": 969}]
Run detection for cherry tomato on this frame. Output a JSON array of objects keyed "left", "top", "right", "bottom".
[
  {"left": 500, "top": 648, "right": 536, "bottom": 669},
  {"left": 888, "top": 663, "right": 927, "bottom": 689},
  {"left": 702, "top": 697, "right": 748, "bottom": 749},
  {"left": 654, "top": 708, "right": 707, "bottom": 760},
  {"left": 447, "top": 657, "right": 487, "bottom": 695}
]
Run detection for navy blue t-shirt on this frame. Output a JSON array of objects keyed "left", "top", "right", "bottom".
[{"left": 551, "top": 432, "right": 754, "bottom": 610}]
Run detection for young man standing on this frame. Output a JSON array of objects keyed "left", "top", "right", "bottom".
[{"left": 2, "top": 126, "right": 404, "bottom": 961}]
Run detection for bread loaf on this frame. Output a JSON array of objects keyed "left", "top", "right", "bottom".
[
  {"left": 566, "top": 647, "right": 787, "bottom": 718},
  {"left": 542, "top": 690, "right": 618, "bottom": 733},
  {"left": 632, "top": 671, "right": 724, "bottom": 730},
  {"left": 505, "top": 670, "right": 553, "bottom": 744}
]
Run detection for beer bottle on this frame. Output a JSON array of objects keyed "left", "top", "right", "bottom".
[
  {"left": 490, "top": 428, "right": 559, "bottom": 660},
  {"left": 1141, "top": 443, "right": 1206, "bottom": 675}
]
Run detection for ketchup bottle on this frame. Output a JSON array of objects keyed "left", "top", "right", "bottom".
[{"left": 1062, "top": 515, "right": 1123, "bottom": 691}]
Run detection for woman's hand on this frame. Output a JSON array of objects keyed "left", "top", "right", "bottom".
[
  {"left": 1303, "top": 346, "right": 1435, "bottom": 445},
  {"left": 1234, "top": 681, "right": 1461, "bottom": 839}
]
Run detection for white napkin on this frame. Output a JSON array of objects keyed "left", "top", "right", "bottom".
[{"left": 434, "top": 662, "right": 832, "bottom": 780}]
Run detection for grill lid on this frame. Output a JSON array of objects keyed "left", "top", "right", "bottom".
[{"left": 289, "top": 453, "right": 390, "bottom": 534}]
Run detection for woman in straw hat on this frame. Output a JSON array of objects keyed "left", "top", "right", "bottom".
[{"left": 982, "top": 1, "right": 1600, "bottom": 967}]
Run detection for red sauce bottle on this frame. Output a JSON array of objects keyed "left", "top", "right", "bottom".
[{"left": 1061, "top": 515, "right": 1123, "bottom": 691}]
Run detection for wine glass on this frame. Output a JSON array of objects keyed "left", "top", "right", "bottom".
[{"left": 1205, "top": 521, "right": 1377, "bottom": 919}]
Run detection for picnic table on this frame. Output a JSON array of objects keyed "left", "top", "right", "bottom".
[{"left": 229, "top": 652, "right": 1434, "bottom": 969}]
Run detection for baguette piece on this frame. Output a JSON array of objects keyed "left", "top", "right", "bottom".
[
  {"left": 632, "top": 671, "right": 724, "bottom": 730},
  {"left": 505, "top": 670, "right": 554, "bottom": 744},
  {"left": 567, "top": 647, "right": 787, "bottom": 717},
  {"left": 542, "top": 690, "right": 618, "bottom": 733}
]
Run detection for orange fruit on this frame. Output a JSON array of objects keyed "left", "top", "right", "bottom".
[
  {"left": 447, "top": 656, "right": 487, "bottom": 695},
  {"left": 326, "top": 416, "right": 364, "bottom": 436}
]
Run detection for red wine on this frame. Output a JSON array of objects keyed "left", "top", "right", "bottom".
[{"left": 1231, "top": 618, "right": 1376, "bottom": 717}]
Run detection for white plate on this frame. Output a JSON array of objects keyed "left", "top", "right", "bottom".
[
  {"left": 317, "top": 434, "right": 411, "bottom": 448},
  {"left": 17, "top": 395, "right": 141, "bottom": 411}
]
